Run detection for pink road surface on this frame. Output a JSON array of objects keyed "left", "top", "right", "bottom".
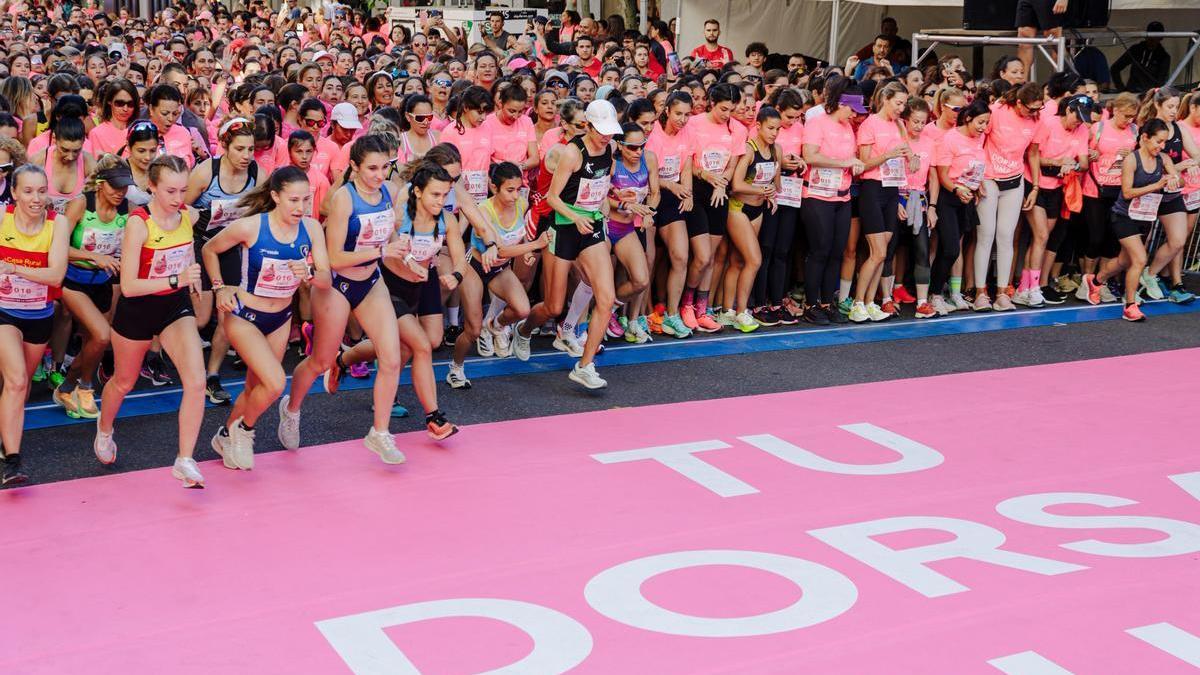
[{"left": 3, "top": 350, "right": 1200, "bottom": 674}]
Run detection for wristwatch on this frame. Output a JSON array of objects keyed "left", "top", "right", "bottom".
[
  {"left": 211, "top": 279, "right": 225, "bottom": 290},
  {"left": 169, "top": 274, "right": 180, "bottom": 289}
]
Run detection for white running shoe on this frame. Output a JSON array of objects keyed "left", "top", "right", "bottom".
[
  {"left": 1099, "top": 282, "right": 1119, "bottom": 303},
  {"left": 512, "top": 320, "right": 532, "bottom": 361},
  {"left": 949, "top": 292, "right": 971, "bottom": 312},
  {"left": 568, "top": 361, "right": 607, "bottom": 389},
  {"left": 733, "top": 310, "right": 760, "bottom": 332},
  {"left": 1027, "top": 286, "right": 1046, "bottom": 308},
  {"left": 171, "top": 457, "right": 205, "bottom": 488},
  {"left": 364, "top": 427, "right": 406, "bottom": 464},
  {"left": 211, "top": 427, "right": 238, "bottom": 470},
  {"left": 717, "top": 309, "right": 738, "bottom": 326},
  {"left": 866, "top": 303, "right": 890, "bottom": 322},
  {"left": 476, "top": 327, "right": 495, "bottom": 357},
  {"left": 1012, "top": 289, "right": 1031, "bottom": 306},
  {"left": 227, "top": 418, "right": 256, "bottom": 470},
  {"left": 1140, "top": 267, "right": 1164, "bottom": 300},
  {"left": 553, "top": 327, "right": 584, "bottom": 357},
  {"left": 446, "top": 363, "right": 472, "bottom": 389},
  {"left": 277, "top": 395, "right": 301, "bottom": 450},
  {"left": 930, "top": 295, "right": 952, "bottom": 316},
  {"left": 93, "top": 424, "right": 117, "bottom": 465},
  {"left": 848, "top": 301, "right": 870, "bottom": 323},
  {"left": 1075, "top": 280, "right": 1091, "bottom": 302},
  {"left": 490, "top": 319, "right": 512, "bottom": 358}
]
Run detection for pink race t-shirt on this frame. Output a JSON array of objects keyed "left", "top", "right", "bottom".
[
  {"left": 1032, "top": 114, "right": 1087, "bottom": 190},
  {"left": 303, "top": 163, "right": 331, "bottom": 221},
  {"left": 29, "top": 131, "right": 96, "bottom": 159},
  {"left": 856, "top": 113, "right": 907, "bottom": 182},
  {"left": 1084, "top": 119, "right": 1136, "bottom": 198},
  {"left": 538, "top": 127, "right": 566, "bottom": 160},
  {"left": 647, "top": 121, "right": 692, "bottom": 184},
  {"left": 253, "top": 137, "right": 289, "bottom": 176},
  {"left": 984, "top": 103, "right": 1038, "bottom": 180},
  {"left": 775, "top": 120, "right": 804, "bottom": 160},
  {"left": 934, "top": 127, "right": 987, "bottom": 189},
  {"left": 162, "top": 124, "right": 195, "bottom": 168},
  {"left": 1180, "top": 120, "right": 1200, "bottom": 201},
  {"left": 482, "top": 112, "right": 537, "bottom": 166},
  {"left": 921, "top": 123, "right": 950, "bottom": 145},
  {"left": 87, "top": 121, "right": 127, "bottom": 156},
  {"left": 313, "top": 135, "right": 339, "bottom": 183},
  {"left": 802, "top": 113, "right": 854, "bottom": 202},
  {"left": 906, "top": 131, "right": 936, "bottom": 191},
  {"left": 440, "top": 122, "right": 494, "bottom": 202},
  {"left": 687, "top": 114, "right": 745, "bottom": 177}
]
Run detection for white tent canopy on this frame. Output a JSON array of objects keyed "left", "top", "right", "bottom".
[{"left": 665, "top": 0, "right": 1200, "bottom": 81}]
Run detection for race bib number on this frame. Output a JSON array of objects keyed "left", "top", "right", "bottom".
[
  {"left": 573, "top": 176, "right": 610, "bottom": 212},
  {"left": 807, "top": 167, "right": 843, "bottom": 198},
  {"left": 881, "top": 157, "right": 906, "bottom": 188},
  {"left": 148, "top": 243, "right": 191, "bottom": 279},
  {"left": 464, "top": 170, "right": 488, "bottom": 201},
  {"left": 777, "top": 176, "right": 803, "bottom": 208},
  {"left": 408, "top": 233, "right": 444, "bottom": 265},
  {"left": 1129, "top": 193, "right": 1163, "bottom": 222},
  {"left": 208, "top": 197, "right": 244, "bottom": 231},
  {"left": 701, "top": 150, "right": 729, "bottom": 173},
  {"left": 81, "top": 228, "right": 122, "bottom": 256},
  {"left": 753, "top": 161, "right": 778, "bottom": 187},
  {"left": 1186, "top": 190, "right": 1200, "bottom": 212},
  {"left": 659, "top": 155, "right": 681, "bottom": 182},
  {"left": 253, "top": 257, "right": 302, "bottom": 298},
  {"left": 960, "top": 161, "right": 985, "bottom": 190},
  {"left": 354, "top": 210, "right": 394, "bottom": 251},
  {"left": 0, "top": 273, "right": 48, "bottom": 310}
]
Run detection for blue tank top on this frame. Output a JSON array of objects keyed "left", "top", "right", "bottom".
[
  {"left": 344, "top": 182, "right": 395, "bottom": 267},
  {"left": 611, "top": 154, "right": 650, "bottom": 210},
  {"left": 193, "top": 156, "right": 258, "bottom": 238},
  {"left": 471, "top": 198, "right": 528, "bottom": 254},
  {"left": 1113, "top": 151, "right": 1163, "bottom": 217},
  {"left": 240, "top": 213, "right": 312, "bottom": 298},
  {"left": 396, "top": 207, "right": 446, "bottom": 268}
]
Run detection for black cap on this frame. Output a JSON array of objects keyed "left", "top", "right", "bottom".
[
  {"left": 97, "top": 166, "right": 135, "bottom": 189},
  {"left": 1148, "top": 21, "right": 1165, "bottom": 32}
]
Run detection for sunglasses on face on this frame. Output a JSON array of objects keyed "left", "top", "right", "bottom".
[
  {"left": 947, "top": 105, "right": 963, "bottom": 112},
  {"left": 410, "top": 113, "right": 433, "bottom": 123},
  {"left": 1024, "top": 103, "right": 1043, "bottom": 112},
  {"left": 619, "top": 140, "right": 646, "bottom": 149},
  {"left": 112, "top": 98, "right": 134, "bottom": 108},
  {"left": 432, "top": 79, "right": 452, "bottom": 86},
  {"left": 302, "top": 117, "right": 325, "bottom": 127}
]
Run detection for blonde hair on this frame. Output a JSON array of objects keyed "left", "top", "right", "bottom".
[
  {"left": 871, "top": 81, "right": 909, "bottom": 113},
  {"left": 0, "top": 137, "right": 28, "bottom": 167}
]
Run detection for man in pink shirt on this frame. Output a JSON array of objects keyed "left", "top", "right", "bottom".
[{"left": 690, "top": 19, "right": 735, "bottom": 70}]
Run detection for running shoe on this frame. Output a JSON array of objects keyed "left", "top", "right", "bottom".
[
  {"left": 277, "top": 395, "right": 301, "bottom": 450},
  {"left": 364, "top": 427, "right": 406, "bottom": 464},
  {"left": 1123, "top": 302, "right": 1146, "bottom": 322},
  {"left": 1012, "top": 289, "right": 1031, "bottom": 307},
  {"left": 426, "top": 410, "right": 459, "bottom": 440},
  {"left": 826, "top": 303, "right": 849, "bottom": 324},
  {"left": 680, "top": 305, "right": 699, "bottom": 330},
  {"left": 789, "top": 284, "right": 806, "bottom": 303},
  {"left": 32, "top": 361, "right": 46, "bottom": 384},
  {"left": 75, "top": 387, "right": 100, "bottom": 419},
  {"left": 972, "top": 292, "right": 992, "bottom": 312},
  {"left": 1140, "top": 268, "right": 1164, "bottom": 300},
  {"left": 776, "top": 305, "right": 800, "bottom": 325},
  {"left": 512, "top": 320, "right": 532, "bottom": 361},
  {"left": 211, "top": 427, "right": 238, "bottom": 470},
  {"left": 301, "top": 321, "right": 314, "bottom": 356},
  {"left": 661, "top": 314, "right": 692, "bottom": 338},
  {"left": 1082, "top": 274, "right": 1102, "bottom": 305},
  {"left": 893, "top": 286, "right": 917, "bottom": 304},
  {"left": 1026, "top": 286, "right": 1046, "bottom": 308},
  {"left": 171, "top": 457, "right": 205, "bottom": 489},
  {"left": 206, "top": 376, "right": 232, "bottom": 405},
  {"left": 349, "top": 361, "right": 371, "bottom": 379},
  {"left": 781, "top": 297, "right": 805, "bottom": 321},
  {"left": 880, "top": 300, "right": 898, "bottom": 316},
  {"left": 606, "top": 314, "right": 625, "bottom": 339},
  {"left": 446, "top": 363, "right": 472, "bottom": 389},
  {"left": 1102, "top": 280, "right": 1121, "bottom": 303},
  {"left": 143, "top": 354, "right": 174, "bottom": 386},
  {"left": 93, "top": 423, "right": 117, "bottom": 465},
  {"left": 553, "top": 327, "right": 585, "bottom": 357},
  {"left": 949, "top": 292, "right": 971, "bottom": 312},
  {"left": 1169, "top": 284, "right": 1196, "bottom": 304},
  {"left": 803, "top": 304, "right": 830, "bottom": 325},
  {"left": 53, "top": 386, "right": 81, "bottom": 418},
  {"left": 753, "top": 306, "right": 780, "bottom": 327},
  {"left": 1054, "top": 275, "right": 1079, "bottom": 294},
  {"left": 992, "top": 292, "right": 1015, "bottom": 312},
  {"left": 47, "top": 368, "right": 64, "bottom": 388},
  {"left": 392, "top": 403, "right": 409, "bottom": 418},
  {"left": 837, "top": 297, "right": 853, "bottom": 316},
  {"left": 848, "top": 302, "right": 870, "bottom": 323},
  {"left": 638, "top": 315, "right": 651, "bottom": 336},
  {"left": 866, "top": 303, "right": 890, "bottom": 322},
  {"left": 733, "top": 310, "right": 759, "bottom": 333},
  {"left": 228, "top": 419, "right": 256, "bottom": 470},
  {"left": 1041, "top": 285, "right": 1067, "bottom": 305},
  {"left": 2, "top": 455, "right": 28, "bottom": 486},
  {"left": 490, "top": 320, "right": 513, "bottom": 357},
  {"left": 443, "top": 324, "right": 463, "bottom": 349},
  {"left": 695, "top": 311, "right": 722, "bottom": 332},
  {"left": 716, "top": 308, "right": 737, "bottom": 326},
  {"left": 1074, "top": 279, "right": 1091, "bottom": 302},
  {"left": 476, "top": 327, "right": 495, "bottom": 357},
  {"left": 627, "top": 320, "right": 652, "bottom": 343},
  {"left": 569, "top": 361, "right": 607, "bottom": 389},
  {"left": 324, "top": 353, "right": 347, "bottom": 394},
  {"left": 647, "top": 310, "right": 664, "bottom": 334},
  {"left": 930, "top": 296, "right": 952, "bottom": 316},
  {"left": 914, "top": 301, "right": 937, "bottom": 319}
]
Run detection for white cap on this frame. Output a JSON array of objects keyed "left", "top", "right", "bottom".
[
  {"left": 313, "top": 50, "right": 333, "bottom": 62},
  {"left": 584, "top": 99, "right": 622, "bottom": 136},
  {"left": 330, "top": 102, "right": 362, "bottom": 129}
]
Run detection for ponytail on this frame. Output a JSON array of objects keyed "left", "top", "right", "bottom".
[
  {"left": 237, "top": 166, "right": 310, "bottom": 216},
  {"left": 1138, "top": 86, "right": 1181, "bottom": 127}
]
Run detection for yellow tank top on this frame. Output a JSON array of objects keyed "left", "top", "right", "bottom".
[
  {"left": 136, "top": 207, "right": 194, "bottom": 293},
  {"left": 0, "top": 205, "right": 58, "bottom": 311}
]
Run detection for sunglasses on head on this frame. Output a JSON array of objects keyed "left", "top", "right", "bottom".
[{"left": 128, "top": 119, "right": 158, "bottom": 137}]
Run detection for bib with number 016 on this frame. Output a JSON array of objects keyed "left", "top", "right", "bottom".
[{"left": 0, "top": 273, "right": 48, "bottom": 310}]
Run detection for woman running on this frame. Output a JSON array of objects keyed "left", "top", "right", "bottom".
[
  {"left": 185, "top": 117, "right": 259, "bottom": 406},
  {"left": 94, "top": 155, "right": 206, "bottom": 487},
  {"left": 514, "top": 99, "right": 621, "bottom": 390},
  {"left": 1077, "top": 94, "right": 1138, "bottom": 303},
  {"left": 53, "top": 156, "right": 135, "bottom": 419},
  {"left": 607, "top": 122, "right": 658, "bottom": 342},
  {"left": 202, "top": 166, "right": 331, "bottom": 469},
  {"left": 32, "top": 115, "right": 95, "bottom": 214},
  {"left": 122, "top": 120, "right": 159, "bottom": 207},
  {"left": 281, "top": 135, "right": 408, "bottom": 463},
  {"left": 800, "top": 75, "right": 866, "bottom": 325},
  {"left": 724, "top": 107, "right": 778, "bottom": 331},
  {"left": 645, "top": 91, "right": 695, "bottom": 338},
  {"left": 1084, "top": 119, "right": 1181, "bottom": 322},
  {"left": 930, "top": 99, "right": 990, "bottom": 316},
  {"left": 0, "top": 165, "right": 70, "bottom": 486},
  {"left": 850, "top": 81, "right": 912, "bottom": 323}
]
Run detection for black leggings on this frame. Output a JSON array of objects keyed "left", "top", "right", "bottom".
[
  {"left": 1083, "top": 194, "right": 1120, "bottom": 259},
  {"left": 801, "top": 198, "right": 852, "bottom": 305},
  {"left": 752, "top": 205, "right": 799, "bottom": 306},
  {"left": 931, "top": 199, "right": 970, "bottom": 295}
]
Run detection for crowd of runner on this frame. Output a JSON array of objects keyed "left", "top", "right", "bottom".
[{"left": 0, "top": 1, "right": 1195, "bottom": 488}]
